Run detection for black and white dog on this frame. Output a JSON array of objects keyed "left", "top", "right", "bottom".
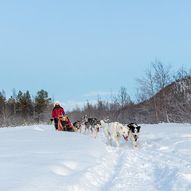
[
  {"left": 82, "top": 115, "right": 101, "bottom": 138},
  {"left": 73, "top": 120, "right": 81, "bottom": 132},
  {"left": 127, "top": 123, "right": 141, "bottom": 147}
]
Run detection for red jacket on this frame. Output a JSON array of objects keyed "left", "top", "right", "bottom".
[{"left": 52, "top": 105, "right": 65, "bottom": 118}]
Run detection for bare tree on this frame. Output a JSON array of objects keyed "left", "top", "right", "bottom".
[
  {"left": 136, "top": 67, "right": 159, "bottom": 122},
  {"left": 136, "top": 60, "right": 172, "bottom": 122},
  {"left": 113, "top": 87, "right": 132, "bottom": 108},
  {"left": 153, "top": 60, "right": 172, "bottom": 122},
  {"left": 173, "top": 66, "right": 190, "bottom": 81},
  {"left": 152, "top": 60, "right": 172, "bottom": 91},
  {"left": 136, "top": 68, "right": 156, "bottom": 101}
]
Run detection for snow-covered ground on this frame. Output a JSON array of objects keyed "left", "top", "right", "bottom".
[{"left": 1, "top": 123, "right": 191, "bottom": 191}]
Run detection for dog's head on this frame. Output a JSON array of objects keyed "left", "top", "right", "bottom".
[
  {"left": 118, "top": 123, "right": 129, "bottom": 141},
  {"left": 93, "top": 119, "right": 101, "bottom": 132},
  {"left": 100, "top": 120, "right": 107, "bottom": 126},
  {"left": 82, "top": 115, "right": 88, "bottom": 122},
  {"left": 88, "top": 118, "right": 98, "bottom": 124},
  {"left": 96, "top": 120, "right": 101, "bottom": 131},
  {"left": 88, "top": 118, "right": 101, "bottom": 128},
  {"left": 127, "top": 123, "right": 141, "bottom": 140},
  {"left": 73, "top": 121, "right": 81, "bottom": 129},
  {"left": 103, "top": 118, "right": 110, "bottom": 123}
]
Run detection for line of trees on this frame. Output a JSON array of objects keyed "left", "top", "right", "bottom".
[
  {"left": 69, "top": 61, "right": 191, "bottom": 124},
  {"left": 0, "top": 89, "right": 52, "bottom": 127},
  {"left": 1, "top": 61, "right": 191, "bottom": 127}
]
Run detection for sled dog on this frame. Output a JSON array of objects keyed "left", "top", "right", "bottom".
[
  {"left": 127, "top": 123, "right": 141, "bottom": 147},
  {"left": 73, "top": 121, "right": 81, "bottom": 132},
  {"left": 101, "top": 120, "right": 129, "bottom": 147},
  {"left": 82, "top": 115, "right": 101, "bottom": 138}
]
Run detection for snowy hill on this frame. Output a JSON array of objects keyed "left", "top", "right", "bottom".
[
  {"left": 130, "top": 76, "right": 191, "bottom": 124},
  {"left": 1, "top": 124, "right": 191, "bottom": 191}
]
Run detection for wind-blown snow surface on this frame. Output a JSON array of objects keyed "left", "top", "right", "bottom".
[{"left": 1, "top": 124, "right": 191, "bottom": 191}]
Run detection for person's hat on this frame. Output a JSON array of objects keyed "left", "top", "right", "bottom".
[{"left": 54, "top": 101, "right": 60, "bottom": 106}]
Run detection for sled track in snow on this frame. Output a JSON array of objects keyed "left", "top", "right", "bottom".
[
  {"left": 101, "top": 146, "right": 155, "bottom": 191},
  {"left": 69, "top": 128, "right": 191, "bottom": 191},
  {"left": 100, "top": 147, "right": 128, "bottom": 191},
  {"left": 99, "top": 139, "right": 191, "bottom": 191}
]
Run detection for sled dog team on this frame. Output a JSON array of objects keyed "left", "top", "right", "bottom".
[
  {"left": 51, "top": 101, "right": 141, "bottom": 147},
  {"left": 74, "top": 117, "right": 141, "bottom": 147}
]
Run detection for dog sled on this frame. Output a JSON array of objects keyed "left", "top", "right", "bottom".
[{"left": 57, "top": 115, "right": 74, "bottom": 132}]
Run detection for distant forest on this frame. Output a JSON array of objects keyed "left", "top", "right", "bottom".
[
  {"left": 0, "top": 89, "right": 52, "bottom": 127},
  {"left": 1, "top": 61, "right": 191, "bottom": 127}
]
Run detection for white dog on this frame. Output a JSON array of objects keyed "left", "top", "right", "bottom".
[{"left": 101, "top": 120, "right": 129, "bottom": 147}]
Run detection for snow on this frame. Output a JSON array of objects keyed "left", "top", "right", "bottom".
[{"left": 1, "top": 123, "right": 191, "bottom": 191}]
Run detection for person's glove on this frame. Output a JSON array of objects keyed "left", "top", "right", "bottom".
[{"left": 50, "top": 118, "right": 53, "bottom": 124}]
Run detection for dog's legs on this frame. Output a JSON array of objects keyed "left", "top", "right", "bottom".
[
  {"left": 106, "top": 134, "right": 112, "bottom": 145},
  {"left": 88, "top": 125, "right": 93, "bottom": 135},
  {"left": 104, "top": 128, "right": 111, "bottom": 145},
  {"left": 85, "top": 125, "right": 89, "bottom": 134},
  {"left": 134, "top": 135, "right": 138, "bottom": 147},
  {"left": 93, "top": 132, "right": 95, "bottom": 138},
  {"left": 80, "top": 124, "right": 84, "bottom": 133},
  {"left": 113, "top": 135, "right": 120, "bottom": 147},
  {"left": 95, "top": 127, "right": 99, "bottom": 138},
  {"left": 93, "top": 125, "right": 100, "bottom": 139},
  {"left": 84, "top": 126, "right": 87, "bottom": 134},
  {"left": 115, "top": 139, "right": 120, "bottom": 147},
  {"left": 84, "top": 125, "right": 87, "bottom": 134},
  {"left": 130, "top": 134, "right": 138, "bottom": 147},
  {"left": 92, "top": 128, "right": 97, "bottom": 138},
  {"left": 108, "top": 137, "right": 112, "bottom": 145},
  {"left": 130, "top": 134, "right": 134, "bottom": 147},
  {"left": 89, "top": 126, "right": 93, "bottom": 137},
  {"left": 132, "top": 138, "right": 136, "bottom": 147},
  {"left": 115, "top": 131, "right": 122, "bottom": 147}
]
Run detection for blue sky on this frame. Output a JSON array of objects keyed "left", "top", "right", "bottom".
[{"left": 0, "top": 0, "right": 191, "bottom": 110}]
